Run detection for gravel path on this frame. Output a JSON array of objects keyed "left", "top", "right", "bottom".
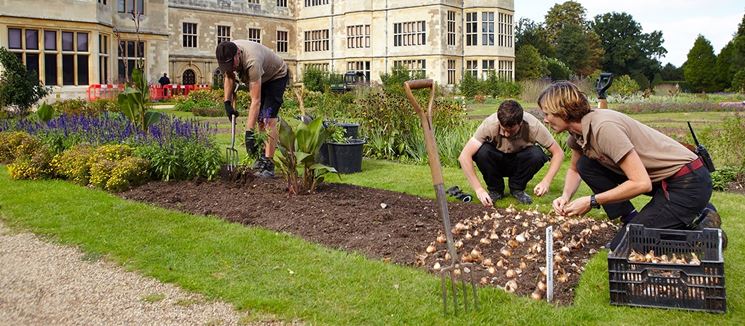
[{"left": 0, "top": 221, "right": 281, "bottom": 326}]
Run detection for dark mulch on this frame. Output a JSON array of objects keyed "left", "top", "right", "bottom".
[{"left": 120, "top": 175, "right": 616, "bottom": 305}]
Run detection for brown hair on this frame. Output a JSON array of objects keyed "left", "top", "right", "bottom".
[
  {"left": 537, "top": 81, "right": 591, "bottom": 122},
  {"left": 497, "top": 99, "right": 523, "bottom": 127}
]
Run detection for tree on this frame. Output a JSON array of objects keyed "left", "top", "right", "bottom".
[
  {"left": 729, "top": 13, "right": 745, "bottom": 78},
  {"left": 0, "top": 47, "right": 50, "bottom": 116},
  {"left": 660, "top": 63, "right": 683, "bottom": 81},
  {"left": 715, "top": 41, "right": 736, "bottom": 90},
  {"left": 544, "top": 57, "right": 572, "bottom": 81},
  {"left": 591, "top": 12, "right": 666, "bottom": 82},
  {"left": 515, "top": 45, "right": 547, "bottom": 80},
  {"left": 515, "top": 18, "right": 554, "bottom": 57},
  {"left": 544, "top": 1, "right": 588, "bottom": 44},
  {"left": 684, "top": 35, "right": 718, "bottom": 92},
  {"left": 555, "top": 24, "right": 602, "bottom": 77}
]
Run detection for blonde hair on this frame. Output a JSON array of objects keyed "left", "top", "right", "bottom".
[{"left": 537, "top": 81, "right": 591, "bottom": 122}]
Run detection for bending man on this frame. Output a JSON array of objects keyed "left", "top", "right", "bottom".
[{"left": 216, "top": 40, "right": 289, "bottom": 177}]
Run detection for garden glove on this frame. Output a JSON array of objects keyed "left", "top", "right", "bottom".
[
  {"left": 245, "top": 130, "right": 259, "bottom": 156},
  {"left": 224, "top": 100, "right": 239, "bottom": 122}
]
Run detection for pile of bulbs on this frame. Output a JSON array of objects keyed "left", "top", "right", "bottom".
[{"left": 419, "top": 205, "right": 617, "bottom": 300}]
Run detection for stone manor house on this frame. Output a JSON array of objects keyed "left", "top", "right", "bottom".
[{"left": 0, "top": 0, "right": 514, "bottom": 98}]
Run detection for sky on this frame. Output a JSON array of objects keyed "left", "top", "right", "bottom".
[{"left": 516, "top": 0, "right": 744, "bottom": 67}]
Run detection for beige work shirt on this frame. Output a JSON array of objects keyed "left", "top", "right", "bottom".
[
  {"left": 567, "top": 109, "right": 697, "bottom": 182},
  {"left": 233, "top": 40, "right": 288, "bottom": 84},
  {"left": 473, "top": 112, "right": 556, "bottom": 153}
]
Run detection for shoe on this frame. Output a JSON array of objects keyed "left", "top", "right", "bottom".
[
  {"left": 695, "top": 203, "right": 721, "bottom": 229},
  {"left": 255, "top": 159, "right": 275, "bottom": 178},
  {"left": 488, "top": 190, "right": 504, "bottom": 202},
  {"left": 511, "top": 190, "right": 533, "bottom": 204},
  {"left": 251, "top": 156, "right": 268, "bottom": 170}
]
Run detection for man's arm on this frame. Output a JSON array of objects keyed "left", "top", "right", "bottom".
[
  {"left": 553, "top": 148, "right": 582, "bottom": 214},
  {"left": 458, "top": 138, "right": 492, "bottom": 207},
  {"left": 246, "top": 80, "right": 262, "bottom": 130},
  {"left": 562, "top": 149, "right": 652, "bottom": 216},
  {"left": 223, "top": 74, "right": 235, "bottom": 102},
  {"left": 533, "top": 141, "right": 564, "bottom": 196}
]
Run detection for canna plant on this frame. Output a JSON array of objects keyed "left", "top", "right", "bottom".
[
  {"left": 273, "top": 117, "right": 337, "bottom": 195},
  {"left": 118, "top": 68, "right": 162, "bottom": 132}
]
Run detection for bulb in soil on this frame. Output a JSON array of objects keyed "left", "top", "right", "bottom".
[
  {"left": 500, "top": 246, "right": 512, "bottom": 257},
  {"left": 465, "top": 232, "right": 473, "bottom": 240},
  {"left": 519, "top": 261, "right": 527, "bottom": 270},
  {"left": 537, "top": 281, "right": 547, "bottom": 291},
  {"left": 557, "top": 273, "right": 569, "bottom": 283},
  {"left": 580, "top": 228, "right": 592, "bottom": 237},
  {"left": 522, "top": 221, "right": 529, "bottom": 228},
  {"left": 560, "top": 246, "right": 570, "bottom": 254},
  {"left": 455, "top": 222, "right": 468, "bottom": 231},
  {"left": 453, "top": 268, "right": 461, "bottom": 276},
  {"left": 591, "top": 224, "right": 600, "bottom": 231},
  {"left": 600, "top": 222, "right": 608, "bottom": 228},
  {"left": 480, "top": 277, "right": 490, "bottom": 285},
  {"left": 473, "top": 230, "right": 480, "bottom": 237},
  {"left": 488, "top": 266, "right": 496, "bottom": 274},
  {"left": 536, "top": 221, "right": 547, "bottom": 228},
  {"left": 483, "top": 258, "right": 494, "bottom": 267},
  {"left": 554, "top": 254, "right": 564, "bottom": 263},
  {"left": 515, "top": 214, "right": 522, "bottom": 220},
  {"left": 496, "top": 259, "right": 505, "bottom": 268},
  {"left": 539, "top": 267, "right": 547, "bottom": 276},
  {"left": 508, "top": 239, "right": 519, "bottom": 249},
  {"left": 436, "top": 234, "right": 447, "bottom": 244},
  {"left": 531, "top": 291, "right": 543, "bottom": 300},
  {"left": 480, "top": 238, "right": 492, "bottom": 245},
  {"left": 470, "top": 248, "right": 483, "bottom": 262},
  {"left": 455, "top": 240, "right": 464, "bottom": 248},
  {"left": 433, "top": 262, "right": 441, "bottom": 270},
  {"left": 504, "top": 280, "right": 518, "bottom": 293},
  {"left": 490, "top": 232, "right": 499, "bottom": 240},
  {"left": 516, "top": 234, "right": 526, "bottom": 243},
  {"left": 445, "top": 252, "right": 451, "bottom": 261},
  {"left": 553, "top": 229, "right": 563, "bottom": 240},
  {"left": 426, "top": 244, "right": 437, "bottom": 253},
  {"left": 506, "top": 269, "right": 517, "bottom": 278}
]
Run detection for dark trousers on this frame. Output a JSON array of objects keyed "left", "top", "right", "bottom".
[
  {"left": 576, "top": 156, "right": 713, "bottom": 250},
  {"left": 472, "top": 143, "right": 548, "bottom": 194}
]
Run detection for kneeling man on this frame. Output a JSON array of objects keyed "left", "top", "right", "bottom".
[{"left": 459, "top": 100, "right": 564, "bottom": 206}]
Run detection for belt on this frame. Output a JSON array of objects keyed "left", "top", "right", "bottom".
[{"left": 661, "top": 157, "right": 705, "bottom": 200}]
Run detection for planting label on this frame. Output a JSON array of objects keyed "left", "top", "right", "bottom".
[{"left": 546, "top": 226, "right": 554, "bottom": 303}]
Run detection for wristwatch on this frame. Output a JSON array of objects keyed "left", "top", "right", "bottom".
[{"left": 590, "top": 194, "right": 601, "bottom": 209}]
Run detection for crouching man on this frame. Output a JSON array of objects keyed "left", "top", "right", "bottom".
[{"left": 459, "top": 100, "right": 564, "bottom": 207}]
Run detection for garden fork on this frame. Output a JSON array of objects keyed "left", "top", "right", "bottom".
[
  {"left": 404, "top": 79, "right": 478, "bottom": 316},
  {"left": 225, "top": 114, "right": 239, "bottom": 172}
]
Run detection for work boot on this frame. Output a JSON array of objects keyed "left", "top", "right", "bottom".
[
  {"left": 694, "top": 203, "right": 726, "bottom": 249},
  {"left": 511, "top": 190, "right": 533, "bottom": 205},
  {"left": 488, "top": 190, "right": 504, "bottom": 203},
  {"left": 255, "top": 158, "right": 275, "bottom": 178},
  {"left": 251, "top": 156, "right": 268, "bottom": 170}
]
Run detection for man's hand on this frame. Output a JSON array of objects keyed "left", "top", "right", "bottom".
[
  {"left": 552, "top": 196, "right": 569, "bottom": 215},
  {"left": 224, "top": 100, "right": 239, "bottom": 122},
  {"left": 562, "top": 195, "right": 592, "bottom": 216},
  {"left": 533, "top": 181, "right": 549, "bottom": 197},
  {"left": 475, "top": 188, "right": 493, "bottom": 207}
]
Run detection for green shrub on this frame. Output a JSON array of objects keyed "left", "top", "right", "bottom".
[
  {"left": 7, "top": 144, "right": 53, "bottom": 180},
  {"left": 104, "top": 156, "right": 149, "bottom": 192},
  {"left": 0, "top": 47, "right": 50, "bottom": 116},
  {"left": 303, "top": 67, "right": 330, "bottom": 92},
  {"left": 609, "top": 75, "right": 640, "bottom": 97},
  {"left": 0, "top": 131, "right": 36, "bottom": 163},
  {"left": 732, "top": 70, "right": 745, "bottom": 93},
  {"left": 191, "top": 107, "right": 223, "bottom": 117},
  {"left": 711, "top": 166, "right": 741, "bottom": 191},
  {"left": 544, "top": 57, "right": 571, "bottom": 81},
  {"left": 483, "top": 73, "right": 522, "bottom": 98},
  {"left": 52, "top": 99, "right": 94, "bottom": 116},
  {"left": 135, "top": 139, "right": 222, "bottom": 181},
  {"left": 88, "top": 98, "right": 119, "bottom": 113},
  {"left": 89, "top": 144, "right": 133, "bottom": 164},
  {"left": 460, "top": 73, "right": 481, "bottom": 98},
  {"left": 51, "top": 144, "right": 95, "bottom": 185}
]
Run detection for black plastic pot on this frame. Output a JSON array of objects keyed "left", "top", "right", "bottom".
[
  {"left": 327, "top": 138, "right": 366, "bottom": 173},
  {"left": 319, "top": 122, "right": 360, "bottom": 165}
]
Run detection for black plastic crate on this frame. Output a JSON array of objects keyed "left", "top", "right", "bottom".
[{"left": 608, "top": 224, "right": 726, "bottom": 313}]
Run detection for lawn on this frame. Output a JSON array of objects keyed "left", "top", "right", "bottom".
[{"left": 1, "top": 155, "right": 743, "bottom": 324}]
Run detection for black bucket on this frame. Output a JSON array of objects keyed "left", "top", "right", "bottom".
[
  {"left": 336, "top": 122, "right": 359, "bottom": 139},
  {"left": 327, "top": 139, "right": 365, "bottom": 173}
]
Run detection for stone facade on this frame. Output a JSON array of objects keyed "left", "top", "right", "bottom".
[{"left": 0, "top": 0, "right": 514, "bottom": 99}]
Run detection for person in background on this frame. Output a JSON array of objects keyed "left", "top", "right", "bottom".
[
  {"left": 216, "top": 40, "right": 289, "bottom": 178},
  {"left": 459, "top": 100, "right": 564, "bottom": 207},
  {"left": 158, "top": 73, "right": 170, "bottom": 87}
]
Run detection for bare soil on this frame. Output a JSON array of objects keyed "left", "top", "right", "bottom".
[{"left": 120, "top": 176, "right": 616, "bottom": 305}]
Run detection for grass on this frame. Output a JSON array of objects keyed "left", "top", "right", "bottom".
[{"left": 1, "top": 157, "right": 743, "bottom": 324}]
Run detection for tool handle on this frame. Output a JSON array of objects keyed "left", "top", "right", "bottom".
[
  {"left": 404, "top": 79, "right": 443, "bottom": 185},
  {"left": 230, "top": 115, "right": 236, "bottom": 148}
]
